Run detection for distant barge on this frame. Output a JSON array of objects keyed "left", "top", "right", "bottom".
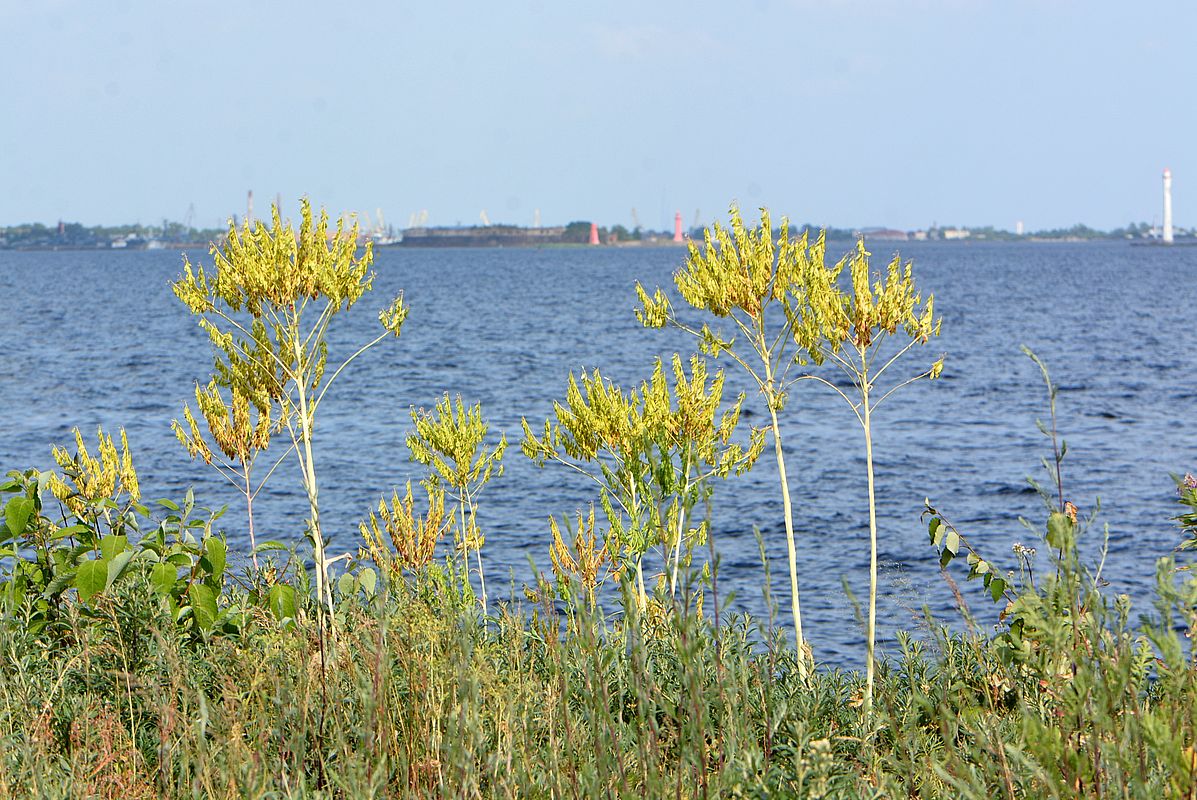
[{"left": 398, "top": 225, "right": 568, "bottom": 247}]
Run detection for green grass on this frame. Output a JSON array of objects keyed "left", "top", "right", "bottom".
[{"left": 2, "top": 548, "right": 1196, "bottom": 800}]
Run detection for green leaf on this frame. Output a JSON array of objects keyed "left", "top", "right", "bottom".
[
  {"left": 189, "top": 583, "right": 218, "bottom": 632},
  {"left": 43, "top": 569, "right": 76, "bottom": 599},
  {"left": 200, "top": 538, "right": 227, "bottom": 579},
  {"left": 150, "top": 563, "right": 177, "bottom": 595},
  {"left": 267, "top": 584, "right": 297, "bottom": 622},
  {"left": 4, "top": 496, "right": 34, "bottom": 538},
  {"left": 939, "top": 548, "right": 954, "bottom": 569},
  {"left": 944, "top": 531, "right": 960, "bottom": 556},
  {"left": 166, "top": 552, "right": 194, "bottom": 567},
  {"left": 75, "top": 559, "right": 109, "bottom": 603},
  {"left": 1046, "top": 512, "right": 1074, "bottom": 551},
  {"left": 338, "top": 573, "right": 356, "bottom": 598},
  {"left": 253, "top": 540, "right": 289, "bottom": 553},
  {"left": 157, "top": 498, "right": 180, "bottom": 512},
  {"left": 989, "top": 577, "right": 1007, "bottom": 602},
  {"left": 358, "top": 567, "right": 377, "bottom": 597},
  {"left": 98, "top": 534, "right": 128, "bottom": 561},
  {"left": 52, "top": 524, "right": 91, "bottom": 541},
  {"left": 105, "top": 550, "right": 136, "bottom": 590},
  {"left": 927, "top": 516, "right": 942, "bottom": 545}
]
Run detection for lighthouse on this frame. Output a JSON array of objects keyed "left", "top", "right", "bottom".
[
  {"left": 673, "top": 211, "right": 683, "bottom": 243},
  {"left": 1163, "top": 168, "right": 1174, "bottom": 245}
]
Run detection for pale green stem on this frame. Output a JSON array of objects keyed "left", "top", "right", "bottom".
[
  {"left": 629, "top": 475, "right": 647, "bottom": 611},
  {"left": 862, "top": 366, "right": 878, "bottom": 715},
  {"left": 668, "top": 450, "right": 691, "bottom": 597},
  {"left": 769, "top": 401, "right": 807, "bottom": 677},
  {"left": 463, "top": 486, "right": 487, "bottom": 611},
  {"left": 635, "top": 559, "right": 647, "bottom": 613},
  {"left": 243, "top": 459, "right": 258, "bottom": 570},
  {"left": 291, "top": 317, "right": 330, "bottom": 615}
]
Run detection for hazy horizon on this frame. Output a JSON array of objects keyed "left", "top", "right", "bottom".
[{"left": 3, "top": 0, "right": 1194, "bottom": 232}]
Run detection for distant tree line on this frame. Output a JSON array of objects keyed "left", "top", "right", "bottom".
[{"left": 0, "top": 221, "right": 225, "bottom": 250}]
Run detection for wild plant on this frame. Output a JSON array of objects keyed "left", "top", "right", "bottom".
[
  {"left": 524, "top": 354, "right": 761, "bottom": 612},
  {"left": 646, "top": 354, "right": 764, "bottom": 596},
  {"left": 358, "top": 480, "right": 450, "bottom": 581},
  {"left": 172, "top": 379, "right": 277, "bottom": 569},
  {"left": 0, "top": 430, "right": 237, "bottom": 639},
  {"left": 548, "top": 505, "right": 620, "bottom": 609},
  {"left": 522, "top": 366, "right": 654, "bottom": 606},
  {"left": 797, "top": 238, "right": 942, "bottom": 712},
  {"left": 406, "top": 393, "right": 506, "bottom": 610},
  {"left": 172, "top": 198, "right": 408, "bottom": 615},
  {"left": 636, "top": 207, "right": 827, "bottom": 670}
]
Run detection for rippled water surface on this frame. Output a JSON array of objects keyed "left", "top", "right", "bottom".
[{"left": 2, "top": 241, "right": 1194, "bottom": 666}]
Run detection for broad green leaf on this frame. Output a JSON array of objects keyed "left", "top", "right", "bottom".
[
  {"left": 1046, "top": 512, "right": 1074, "bottom": 551},
  {"left": 4, "top": 496, "right": 34, "bottom": 538},
  {"left": 43, "top": 569, "right": 76, "bottom": 598},
  {"left": 150, "top": 562, "right": 177, "bottom": 595},
  {"left": 75, "top": 559, "right": 109, "bottom": 603},
  {"left": 358, "top": 567, "right": 377, "bottom": 597},
  {"left": 105, "top": 550, "right": 136, "bottom": 590},
  {"left": 944, "top": 531, "right": 959, "bottom": 556},
  {"left": 52, "top": 524, "right": 91, "bottom": 541},
  {"left": 189, "top": 583, "right": 218, "bottom": 632},
  {"left": 98, "top": 534, "right": 128, "bottom": 561},
  {"left": 927, "top": 516, "right": 942, "bottom": 545},
  {"left": 166, "top": 552, "right": 193, "bottom": 567},
  {"left": 157, "top": 498, "right": 180, "bottom": 512},
  {"left": 988, "top": 577, "right": 1007, "bottom": 602},
  {"left": 201, "top": 537, "right": 227, "bottom": 579},
  {"left": 267, "top": 584, "right": 297, "bottom": 622},
  {"left": 338, "top": 573, "right": 355, "bottom": 598},
  {"left": 253, "top": 540, "right": 289, "bottom": 553}
]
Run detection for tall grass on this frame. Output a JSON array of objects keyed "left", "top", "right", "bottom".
[{"left": 2, "top": 533, "right": 1196, "bottom": 799}]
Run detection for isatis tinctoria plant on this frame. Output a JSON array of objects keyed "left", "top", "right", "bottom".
[
  {"left": 636, "top": 207, "right": 826, "bottom": 672},
  {"left": 173, "top": 198, "right": 408, "bottom": 616},
  {"left": 173, "top": 380, "right": 277, "bottom": 569},
  {"left": 359, "top": 481, "right": 449, "bottom": 580},
  {"left": 523, "top": 354, "right": 762, "bottom": 611},
  {"left": 407, "top": 394, "right": 506, "bottom": 611},
  {"left": 799, "top": 238, "right": 942, "bottom": 712},
  {"left": 645, "top": 354, "right": 765, "bottom": 596}
]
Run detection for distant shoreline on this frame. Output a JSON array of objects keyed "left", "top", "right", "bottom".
[{"left": 5, "top": 237, "right": 1195, "bottom": 253}]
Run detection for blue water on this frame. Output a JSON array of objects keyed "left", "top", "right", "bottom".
[{"left": 1, "top": 241, "right": 1194, "bottom": 666}]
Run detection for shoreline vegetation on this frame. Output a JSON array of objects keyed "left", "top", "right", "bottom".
[{"left": 3, "top": 200, "right": 1197, "bottom": 798}]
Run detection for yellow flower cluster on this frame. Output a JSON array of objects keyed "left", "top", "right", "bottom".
[{"left": 48, "top": 427, "right": 140, "bottom": 516}]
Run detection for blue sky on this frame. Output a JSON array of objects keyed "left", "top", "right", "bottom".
[{"left": 2, "top": 0, "right": 1193, "bottom": 231}]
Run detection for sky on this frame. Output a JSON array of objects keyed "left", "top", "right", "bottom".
[{"left": 2, "top": 0, "right": 1194, "bottom": 232}]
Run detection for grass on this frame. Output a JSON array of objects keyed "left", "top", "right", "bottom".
[{"left": 2, "top": 539, "right": 1196, "bottom": 799}]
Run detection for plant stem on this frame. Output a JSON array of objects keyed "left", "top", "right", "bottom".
[
  {"left": 768, "top": 401, "right": 806, "bottom": 677},
  {"left": 669, "top": 450, "right": 691, "bottom": 597},
  {"left": 862, "top": 367, "right": 878, "bottom": 715},
  {"left": 291, "top": 319, "right": 328, "bottom": 614},
  {"left": 636, "top": 559, "right": 647, "bottom": 613},
  {"left": 244, "top": 460, "right": 258, "bottom": 570}
]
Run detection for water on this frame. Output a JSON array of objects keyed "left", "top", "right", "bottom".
[{"left": 1, "top": 241, "right": 1194, "bottom": 666}]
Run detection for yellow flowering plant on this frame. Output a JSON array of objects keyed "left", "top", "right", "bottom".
[
  {"left": 524, "top": 354, "right": 762, "bottom": 611},
  {"left": 635, "top": 206, "right": 826, "bottom": 672},
  {"left": 796, "top": 238, "right": 943, "bottom": 712},
  {"left": 406, "top": 394, "right": 507, "bottom": 610},
  {"left": 173, "top": 198, "right": 407, "bottom": 616}
]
